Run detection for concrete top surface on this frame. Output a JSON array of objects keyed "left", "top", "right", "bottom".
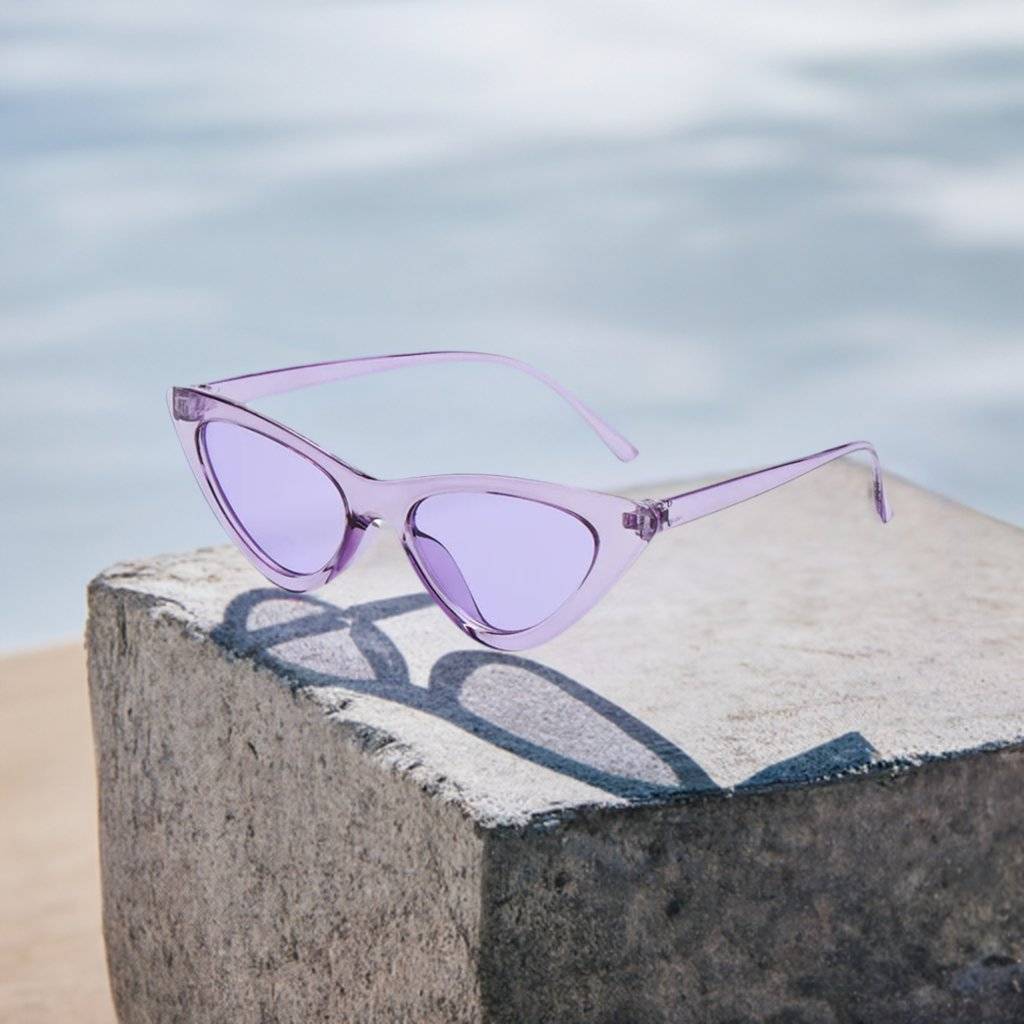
[{"left": 94, "top": 463, "right": 1024, "bottom": 827}]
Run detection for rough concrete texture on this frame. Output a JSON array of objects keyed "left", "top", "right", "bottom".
[{"left": 87, "top": 463, "right": 1024, "bottom": 1023}]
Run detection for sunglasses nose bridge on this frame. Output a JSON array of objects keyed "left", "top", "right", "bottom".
[{"left": 348, "top": 478, "right": 406, "bottom": 525}]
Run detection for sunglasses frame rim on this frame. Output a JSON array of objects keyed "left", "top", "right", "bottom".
[{"left": 170, "top": 386, "right": 650, "bottom": 651}]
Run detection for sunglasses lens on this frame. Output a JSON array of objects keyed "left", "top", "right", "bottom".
[
  {"left": 410, "top": 492, "right": 596, "bottom": 633},
  {"left": 202, "top": 422, "right": 347, "bottom": 575}
]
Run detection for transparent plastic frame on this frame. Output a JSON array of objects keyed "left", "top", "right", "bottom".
[{"left": 170, "top": 351, "right": 891, "bottom": 651}]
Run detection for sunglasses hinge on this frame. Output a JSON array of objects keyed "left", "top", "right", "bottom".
[
  {"left": 173, "top": 388, "right": 213, "bottom": 422},
  {"left": 623, "top": 498, "right": 670, "bottom": 541}
]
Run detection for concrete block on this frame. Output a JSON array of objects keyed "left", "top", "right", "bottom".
[{"left": 87, "top": 464, "right": 1024, "bottom": 1023}]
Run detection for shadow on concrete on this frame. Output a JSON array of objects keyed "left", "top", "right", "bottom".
[{"left": 214, "top": 588, "right": 876, "bottom": 801}]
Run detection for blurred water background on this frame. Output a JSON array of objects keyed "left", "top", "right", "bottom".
[{"left": 2, "top": 1, "right": 1023, "bottom": 650}]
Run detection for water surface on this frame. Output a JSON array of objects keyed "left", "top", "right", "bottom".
[{"left": 1, "top": 1, "right": 1022, "bottom": 648}]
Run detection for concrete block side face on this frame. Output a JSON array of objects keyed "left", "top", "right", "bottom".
[
  {"left": 87, "top": 581, "right": 485, "bottom": 1024},
  {"left": 478, "top": 752, "right": 1024, "bottom": 1024}
]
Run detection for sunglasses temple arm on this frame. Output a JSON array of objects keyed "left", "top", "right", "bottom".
[
  {"left": 644, "top": 441, "right": 892, "bottom": 534},
  {"left": 201, "top": 350, "right": 638, "bottom": 462}
]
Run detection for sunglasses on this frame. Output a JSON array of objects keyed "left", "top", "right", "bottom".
[{"left": 170, "top": 351, "right": 892, "bottom": 651}]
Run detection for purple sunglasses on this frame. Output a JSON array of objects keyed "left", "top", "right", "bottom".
[{"left": 170, "top": 351, "right": 892, "bottom": 651}]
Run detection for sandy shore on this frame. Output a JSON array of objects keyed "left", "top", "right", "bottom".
[{"left": 0, "top": 643, "right": 116, "bottom": 1024}]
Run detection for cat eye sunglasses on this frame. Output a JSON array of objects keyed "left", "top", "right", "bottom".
[{"left": 170, "top": 351, "right": 891, "bottom": 650}]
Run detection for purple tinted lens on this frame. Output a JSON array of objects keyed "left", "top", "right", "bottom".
[
  {"left": 202, "top": 421, "right": 346, "bottom": 575},
  {"left": 411, "top": 492, "right": 596, "bottom": 632}
]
